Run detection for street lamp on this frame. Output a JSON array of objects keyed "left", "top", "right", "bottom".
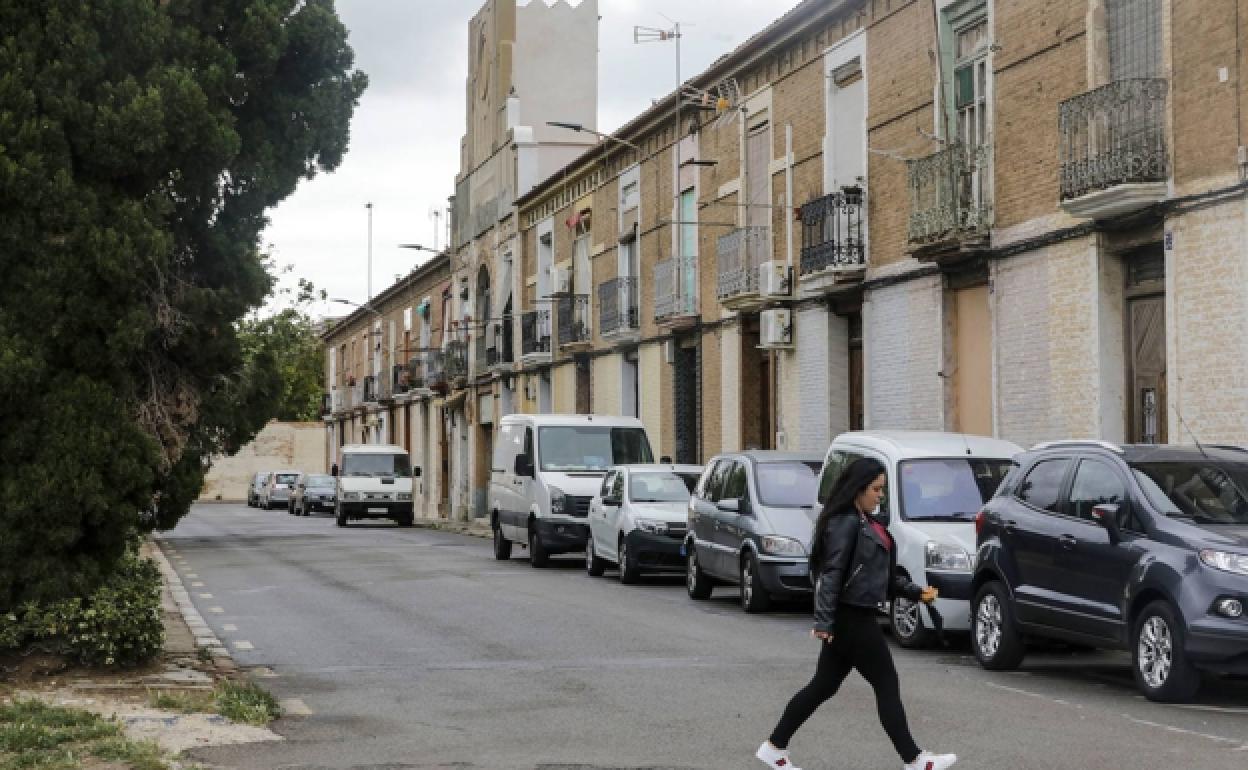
[
  {"left": 398, "top": 243, "right": 442, "bottom": 255},
  {"left": 330, "top": 297, "right": 382, "bottom": 320},
  {"left": 546, "top": 121, "right": 641, "bottom": 151}
]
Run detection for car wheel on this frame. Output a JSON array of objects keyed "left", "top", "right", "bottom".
[
  {"left": 618, "top": 538, "right": 641, "bottom": 584},
  {"left": 585, "top": 537, "right": 604, "bottom": 576},
  {"left": 890, "top": 596, "right": 934, "bottom": 648},
  {"left": 1133, "top": 600, "right": 1201, "bottom": 702},
  {"left": 397, "top": 514, "right": 414, "bottom": 527},
  {"left": 686, "top": 545, "right": 713, "bottom": 600},
  {"left": 528, "top": 526, "right": 549, "bottom": 568},
  {"left": 740, "top": 552, "right": 772, "bottom": 613},
  {"left": 493, "top": 521, "right": 513, "bottom": 560},
  {"left": 971, "top": 582, "right": 1025, "bottom": 670}
]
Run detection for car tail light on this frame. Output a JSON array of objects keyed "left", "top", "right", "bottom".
[{"left": 975, "top": 510, "right": 986, "bottom": 538}]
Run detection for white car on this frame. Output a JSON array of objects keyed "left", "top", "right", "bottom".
[
  {"left": 818, "top": 431, "right": 1021, "bottom": 647},
  {"left": 585, "top": 464, "right": 703, "bottom": 583}
]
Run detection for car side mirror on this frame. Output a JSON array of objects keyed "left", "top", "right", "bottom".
[
  {"left": 331, "top": 464, "right": 339, "bottom": 477},
  {"left": 514, "top": 455, "right": 534, "bottom": 478},
  {"left": 660, "top": 455, "right": 672, "bottom": 464},
  {"left": 603, "top": 495, "right": 621, "bottom": 507},
  {"left": 1091, "top": 503, "right": 1123, "bottom": 544},
  {"left": 412, "top": 466, "right": 422, "bottom": 478},
  {"left": 717, "top": 498, "right": 741, "bottom": 513}
]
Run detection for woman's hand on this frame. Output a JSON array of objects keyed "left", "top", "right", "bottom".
[
  {"left": 919, "top": 586, "right": 939, "bottom": 604},
  {"left": 811, "top": 629, "right": 834, "bottom": 643}
]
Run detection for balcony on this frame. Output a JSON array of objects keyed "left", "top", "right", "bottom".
[
  {"left": 654, "top": 256, "right": 698, "bottom": 329},
  {"left": 717, "top": 226, "right": 770, "bottom": 310},
  {"left": 406, "top": 354, "right": 432, "bottom": 397},
  {"left": 321, "top": 392, "right": 333, "bottom": 417},
  {"left": 520, "top": 309, "right": 551, "bottom": 367},
  {"left": 1059, "top": 78, "right": 1169, "bottom": 220},
  {"left": 425, "top": 351, "right": 448, "bottom": 393},
  {"left": 445, "top": 339, "right": 469, "bottom": 387},
  {"left": 599, "top": 276, "right": 639, "bottom": 343},
  {"left": 491, "top": 321, "right": 513, "bottom": 373},
  {"left": 362, "top": 374, "right": 379, "bottom": 405},
  {"left": 557, "top": 295, "right": 591, "bottom": 351},
  {"left": 906, "top": 142, "right": 992, "bottom": 261},
  {"left": 474, "top": 332, "right": 490, "bottom": 378},
  {"left": 799, "top": 188, "right": 867, "bottom": 295}
]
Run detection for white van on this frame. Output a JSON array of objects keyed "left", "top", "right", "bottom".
[
  {"left": 332, "top": 443, "right": 421, "bottom": 528},
  {"left": 490, "top": 414, "right": 655, "bottom": 567},
  {"left": 817, "top": 431, "right": 1021, "bottom": 646}
]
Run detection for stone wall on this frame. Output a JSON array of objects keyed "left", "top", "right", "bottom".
[{"left": 199, "top": 421, "right": 326, "bottom": 502}]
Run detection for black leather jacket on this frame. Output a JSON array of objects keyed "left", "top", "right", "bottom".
[{"left": 812, "top": 510, "right": 922, "bottom": 633}]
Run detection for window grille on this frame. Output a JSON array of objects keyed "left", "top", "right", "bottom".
[{"left": 1108, "top": 0, "right": 1162, "bottom": 80}]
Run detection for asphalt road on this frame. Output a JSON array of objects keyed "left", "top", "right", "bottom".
[{"left": 161, "top": 503, "right": 1248, "bottom": 770}]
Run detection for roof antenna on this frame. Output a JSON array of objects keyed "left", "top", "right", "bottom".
[{"left": 1175, "top": 405, "right": 1209, "bottom": 459}]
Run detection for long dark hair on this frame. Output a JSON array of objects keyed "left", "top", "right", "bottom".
[{"left": 809, "top": 457, "right": 886, "bottom": 572}]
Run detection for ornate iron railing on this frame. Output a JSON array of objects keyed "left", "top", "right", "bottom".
[
  {"left": 406, "top": 354, "right": 427, "bottom": 391},
  {"left": 716, "top": 226, "right": 769, "bottom": 300},
  {"left": 1059, "top": 78, "right": 1168, "bottom": 201},
  {"left": 800, "top": 188, "right": 866, "bottom": 275},
  {"left": 521, "top": 309, "right": 551, "bottom": 356},
  {"left": 425, "top": 352, "right": 447, "bottom": 389},
  {"left": 906, "top": 142, "right": 992, "bottom": 246},
  {"left": 362, "top": 374, "right": 378, "bottom": 403},
  {"left": 598, "top": 276, "right": 639, "bottom": 336},
  {"left": 557, "top": 295, "right": 591, "bottom": 347},
  {"left": 445, "top": 339, "right": 469, "bottom": 382},
  {"left": 655, "top": 256, "right": 697, "bottom": 320},
  {"left": 474, "top": 329, "right": 489, "bottom": 374}
]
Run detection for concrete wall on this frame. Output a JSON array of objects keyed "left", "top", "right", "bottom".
[
  {"left": 862, "top": 272, "right": 945, "bottom": 430},
  {"left": 199, "top": 421, "right": 325, "bottom": 502}
]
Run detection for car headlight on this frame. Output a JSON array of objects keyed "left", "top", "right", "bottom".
[
  {"left": 760, "top": 535, "right": 805, "bottom": 557},
  {"left": 925, "top": 541, "right": 971, "bottom": 572},
  {"left": 634, "top": 517, "right": 668, "bottom": 535},
  {"left": 1200, "top": 549, "right": 1248, "bottom": 576},
  {"left": 549, "top": 486, "right": 566, "bottom": 516},
  {"left": 397, "top": 493, "right": 412, "bottom": 502},
  {"left": 342, "top": 492, "right": 360, "bottom": 501}
]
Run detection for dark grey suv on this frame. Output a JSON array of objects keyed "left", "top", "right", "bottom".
[{"left": 971, "top": 441, "right": 1248, "bottom": 702}]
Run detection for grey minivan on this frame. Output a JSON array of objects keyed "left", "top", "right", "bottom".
[{"left": 684, "top": 451, "right": 824, "bottom": 612}]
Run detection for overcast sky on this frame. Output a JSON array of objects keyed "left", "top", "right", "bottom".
[{"left": 262, "top": 0, "right": 802, "bottom": 317}]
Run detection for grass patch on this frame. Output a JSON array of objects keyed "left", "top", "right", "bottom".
[
  {"left": 146, "top": 689, "right": 215, "bottom": 714},
  {"left": 213, "top": 680, "right": 280, "bottom": 726},
  {"left": 0, "top": 698, "right": 167, "bottom": 769}
]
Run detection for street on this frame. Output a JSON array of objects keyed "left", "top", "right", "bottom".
[{"left": 162, "top": 504, "right": 1248, "bottom": 770}]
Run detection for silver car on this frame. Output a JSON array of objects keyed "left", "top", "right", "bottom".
[
  {"left": 247, "top": 472, "right": 270, "bottom": 507},
  {"left": 684, "top": 451, "right": 824, "bottom": 612},
  {"left": 261, "top": 470, "right": 301, "bottom": 510}
]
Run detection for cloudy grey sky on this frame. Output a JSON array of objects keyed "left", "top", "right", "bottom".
[{"left": 262, "top": 0, "right": 802, "bottom": 316}]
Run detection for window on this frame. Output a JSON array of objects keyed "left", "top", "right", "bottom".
[
  {"left": 341, "top": 453, "right": 413, "bottom": 478},
  {"left": 898, "top": 458, "right": 1013, "bottom": 521},
  {"left": 629, "top": 471, "right": 699, "bottom": 503},
  {"left": 1069, "top": 460, "right": 1128, "bottom": 524},
  {"left": 494, "top": 424, "right": 518, "bottom": 472},
  {"left": 1016, "top": 459, "right": 1072, "bottom": 513},
  {"left": 537, "top": 426, "right": 653, "bottom": 472},
  {"left": 608, "top": 471, "right": 624, "bottom": 501},
  {"left": 600, "top": 471, "right": 616, "bottom": 498},
  {"left": 756, "top": 462, "right": 822, "bottom": 508},
  {"left": 1108, "top": 0, "right": 1162, "bottom": 81},
  {"left": 703, "top": 460, "right": 733, "bottom": 502},
  {"left": 816, "top": 451, "right": 864, "bottom": 505},
  {"left": 1132, "top": 460, "right": 1248, "bottom": 525},
  {"left": 721, "top": 461, "right": 749, "bottom": 501}
]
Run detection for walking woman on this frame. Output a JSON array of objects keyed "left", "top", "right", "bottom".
[{"left": 755, "top": 457, "right": 957, "bottom": 770}]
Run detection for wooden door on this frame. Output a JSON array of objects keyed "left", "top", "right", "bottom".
[{"left": 1128, "top": 295, "right": 1166, "bottom": 444}]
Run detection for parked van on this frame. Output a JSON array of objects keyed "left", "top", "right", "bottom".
[
  {"left": 332, "top": 443, "right": 421, "bottom": 528},
  {"left": 817, "top": 431, "right": 1021, "bottom": 646},
  {"left": 490, "top": 414, "right": 654, "bottom": 567}
]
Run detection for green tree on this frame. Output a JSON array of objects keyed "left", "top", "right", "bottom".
[
  {"left": 0, "top": 0, "right": 366, "bottom": 608},
  {"left": 238, "top": 278, "right": 328, "bottom": 422}
]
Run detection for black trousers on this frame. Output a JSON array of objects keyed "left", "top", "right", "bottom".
[{"left": 769, "top": 604, "right": 921, "bottom": 763}]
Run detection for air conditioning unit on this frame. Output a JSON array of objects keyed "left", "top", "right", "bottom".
[
  {"left": 553, "top": 266, "right": 572, "bottom": 295},
  {"left": 759, "top": 260, "right": 791, "bottom": 297},
  {"left": 759, "top": 308, "right": 793, "bottom": 349}
]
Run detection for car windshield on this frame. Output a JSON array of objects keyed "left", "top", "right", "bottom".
[
  {"left": 305, "top": 474, "right": 334, "bottom": 487},
  {"left": 629, "top": 472, "right": 699, "bottom": 503},
  {"left": 898, "top": 458, "right": 1013, "bottom": 521},
  {"left": 275, "top": 473, "right": 299, "bottom": 485},
  {"left": 1131, "top": 461, "right": 1248, "bottom": 524},
  {"left": 538, "top": 427, "right": 653, "bottom": 472},
  {"left": 756, "top": 462, "right": 822, "bottom": 508},
  {"left": 341, "top": 453, "right": 413, "bottom": 477}
]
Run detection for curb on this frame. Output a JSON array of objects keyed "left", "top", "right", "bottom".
[
  {"left": 149, "top": 535, "right": 237, "bottom": 669},
  {"left": 410, "top": 517, "right": 492, "bottom": 539}
]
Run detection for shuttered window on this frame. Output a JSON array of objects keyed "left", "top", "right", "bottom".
[{"left": 1108, "top": 0, "right": 1162, "bottom": 80}]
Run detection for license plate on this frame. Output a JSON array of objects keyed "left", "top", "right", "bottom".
[{"left": 367, "top": 507, "right": 388, "bottom": 513}]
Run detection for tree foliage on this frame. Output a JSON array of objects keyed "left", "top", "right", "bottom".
[
  {"left": 238, "top": 277, "right": 328, "bottom": 423},
  {"left": 0, "top": 0, "right": 366, "bottom": 608}
]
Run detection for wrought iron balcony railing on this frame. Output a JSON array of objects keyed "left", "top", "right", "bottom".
[
  {"left": 716, "top": 226, "right": 769, "bottom": 300},
  {"left": 655, "top": 256, "right": 697, "bottom": 320},
  {"left": 1059, "top": 78, "right": 1168, "bottom": 201},
  {"left": 425, "top": 351, "right": 447, "bottom": 390},
  {"left": 599, "top": 276, "right": 639, "bottom": 337},
  {"left": 474, "top": 331, "right": 489, "bottom": 374},
  {"left": 521, "top": 309, "right": 551, "bottom": 356},
  {"left": 906, "top": 142, "right": 992, "bottom": 247},
  {"left": 800, "top": 188, "right": 866, "bottom": 275},
  {"left": 362, "top": 374, "right": 378, "bottom": 403},
  {"left": 557, "top": 295, "right": 591, "bottom": 347},
  {"left": 445, "top": 339, "right": 469, "bottom": 382},
  {"left": 392, "top": 364, "right": 408, "bottom": 395},
  {"left": 406, "top": 354, "right": 427, "bottom": 392}
]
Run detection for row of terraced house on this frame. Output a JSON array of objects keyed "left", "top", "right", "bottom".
[{"left": 323, "top": 0, "right": 1248, "bottom": 521}]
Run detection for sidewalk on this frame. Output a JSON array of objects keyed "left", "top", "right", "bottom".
[{"left": 410, "top": 513, "right": 492, "bottom": 539}]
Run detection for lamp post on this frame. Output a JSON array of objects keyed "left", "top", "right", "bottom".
[
  {"left": 365, "top": 202, "right": 374, "bottom": 302},
  {"left": 546, "top": 121, "right": 641, "bottom": 151},
  {"left": 398, "top": 243, "right": 442, "bottom": 255}
]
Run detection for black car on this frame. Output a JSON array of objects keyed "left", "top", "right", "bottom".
[
  {"left": 971, "top": 441, "right": 1248, "bottom": 702},
  {"left": 290, "top": 473, "right": 337, "bottom": 516}
]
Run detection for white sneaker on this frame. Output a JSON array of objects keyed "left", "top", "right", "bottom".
[
  {"left": 756, "top": 741, "right": 803, "bottom": 770},
  {"left": 904, "top": 750, "right": 957, "bottom": 770}
]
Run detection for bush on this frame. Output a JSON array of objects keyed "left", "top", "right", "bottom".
[{"left": 0, "top": 553, "right": 163, "bottom": 667}]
